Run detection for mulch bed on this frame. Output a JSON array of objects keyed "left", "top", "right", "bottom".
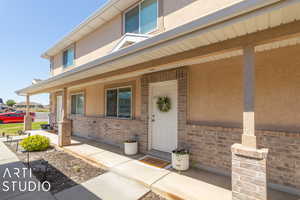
[{"left": 5, "top": 141, "right": 106, "bottom": 194}]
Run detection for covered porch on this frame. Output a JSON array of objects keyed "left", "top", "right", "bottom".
[{"left": 17, "top": 1, "right": 300, "bottom": 199}]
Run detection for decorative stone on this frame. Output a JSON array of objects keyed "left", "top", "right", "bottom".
[
  {"left": 231, "top": 143, "right": 268, "bottom": 200},
  {"left": 58, "top": 119, "right": 72, "bottom": 147}
]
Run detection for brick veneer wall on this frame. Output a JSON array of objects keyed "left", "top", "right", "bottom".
[
  {"left": 187, "top": 124, "right": 300, "bottom": 190},
  {"left": 70, "top": 115, "right": 146, "bottom": 150}
]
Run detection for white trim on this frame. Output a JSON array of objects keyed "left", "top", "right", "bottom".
[
  {"left": 123, "top": 0, "right": 159, "bottom": 35},
  {"left": 105, "top": 86, "right": 133, "bottom": 119},
  {"left": 148, "top": 80, "right": 178, "bottom": 152},
  {"left": 112, "top": 33, "right": 151, "bottom": 52},
  {"left": 56, "top": 95, "right": 63, "bottom": 123}
]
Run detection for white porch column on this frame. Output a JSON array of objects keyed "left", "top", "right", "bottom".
[
  {"left": 231, "top": 46, "right": 268, "bottom": 200},
  {"left": 242, "top": 45, "right": 256, "bottom": 148},
  {"left": 23, "top": 95, "right": 32, "bottom": 131},
  {"left": 58, "top": 88, "right": 71, "bottom": 147}
]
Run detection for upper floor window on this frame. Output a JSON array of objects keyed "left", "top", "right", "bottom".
[
  {"left": 124, "top": 0, "right": 158, "bottom": 34},
  {"left": 63, "top": 47, "right": 74, "bottom": 67},
  {"left": 50, "top": 57, "right": 54, "bottom": 72}
]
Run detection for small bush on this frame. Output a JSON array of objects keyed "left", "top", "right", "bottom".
[{"left": 20, "top": 135, "right": 50, "bottom": 152}]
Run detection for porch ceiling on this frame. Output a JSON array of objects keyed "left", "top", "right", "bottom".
[{"left": 17, "top": 0, "right": 300, "bottom": 95}]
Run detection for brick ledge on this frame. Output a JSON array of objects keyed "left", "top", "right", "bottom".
[{"left": 232, "top": 143, "right": 268, "bottom": 159}]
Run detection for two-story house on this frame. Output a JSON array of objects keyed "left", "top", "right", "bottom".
[{"left": 17, "top": 0, "right": 300, "bottom": 199}]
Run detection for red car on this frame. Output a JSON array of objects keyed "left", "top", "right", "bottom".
[{"left": 0, "top": 112, "right": 35, "bottom": 124}]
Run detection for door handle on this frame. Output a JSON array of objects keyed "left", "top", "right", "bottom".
[{"left": 151, "top": 114, "right": 155, "bottom": 122}]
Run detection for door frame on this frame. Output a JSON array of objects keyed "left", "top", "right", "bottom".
[
  {"left": 56, "top": 95, "right": 63, "bottom": 123},
  {"left": 148, "top": 80, "right": 178, "bottom": 152}
]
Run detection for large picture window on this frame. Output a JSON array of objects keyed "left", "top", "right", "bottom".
[
  {"left": 106, "top": 87, "right": 132, "bottom": 118},
  {"left": 124, "top": 0, "right": 158, "bottom": 34},
  {"left": 71, "top": 94, "right": 84, "bottom": 115}
]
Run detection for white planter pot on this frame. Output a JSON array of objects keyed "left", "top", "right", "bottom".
[
  {"left": 124, "top": 142, "right": 138, "bottom": 155},
  {"left": 172, "top": 153, "right": 190, "bottom": 171}
]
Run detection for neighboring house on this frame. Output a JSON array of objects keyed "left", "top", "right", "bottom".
[
  {"left": 0, "top": 98, "right": 7, "bottom": 112},
  {"left": 14, "top": 101, "right": 44, "bottom": 110},
  {"left": 16, "top": 0, "right": 300, "bottom": 199}
]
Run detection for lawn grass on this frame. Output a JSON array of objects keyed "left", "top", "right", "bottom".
[{"left": 0, "top": 122, "right": 48, "bottom": 135}]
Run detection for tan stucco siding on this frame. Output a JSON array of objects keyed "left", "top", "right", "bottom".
[
  {"left": 163, "top": 0, "right": 243, "bottom": 31},
  {"left": 85, "top": 84, "right": 105, "bottom": 116},
  {"left": 52, "top": 53, "right": 63, "bottom": 76},
  {"left": 188, "top": 57, "right": 243, "bottom": 126},
  {"left": 188, "top": 45, "right": 300, "bottom": 131},
  {"left": 51, "top": 15, "right": 122, "bottom": 76},
  {"left": 50, "top": 0, "right": 249, "bottom": 76},
  {"left": 67, "top": 76, "right": 141, "bottom": 118},
  {"left": 75, "top": 15, "right": 122, "bottom": 67}
]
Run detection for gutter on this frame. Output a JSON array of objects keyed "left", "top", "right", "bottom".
[{"left": 16, "top": 0, "right": 287, "bottom": 95}]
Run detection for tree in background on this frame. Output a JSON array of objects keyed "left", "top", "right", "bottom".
[{"left": 6, "top": 99, "right": 16, "bottom": 107}]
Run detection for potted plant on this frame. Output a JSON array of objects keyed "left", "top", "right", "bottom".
[
  {"left": 124, "top": 139, "right": 138, "bottom": 155},
  {"left": 172, "top": 148, "right": 190, "bottom": 171}
]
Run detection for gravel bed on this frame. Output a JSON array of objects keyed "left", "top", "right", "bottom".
[{"left": 5, "top": 141, "right": 106, "bottom": 194}]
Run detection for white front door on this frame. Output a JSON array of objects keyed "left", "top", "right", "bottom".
[
  {"left": 149, "top": 80, "right": 178, "bottom": 153},
  {"left": 56, "top": 95, "right": 63, "bottom": 123}
]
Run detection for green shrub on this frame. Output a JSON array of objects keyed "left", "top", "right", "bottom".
[{"left": 20, "top": 135, "right": 50, "bottom": 152}]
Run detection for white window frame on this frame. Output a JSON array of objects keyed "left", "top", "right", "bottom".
[
  {"left": 123, "top": 0, "right": 159, "bottom": 35},
  {"left": 105, "top": 86, "right": 133, "bottom": 119},
  {"left": 71, "top": 92, "right": 85, "bottom": 115},
  {"left": 62, "top": 46, "right": 75, "bottom": 68}
]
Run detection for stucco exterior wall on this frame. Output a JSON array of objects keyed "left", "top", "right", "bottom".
[
  {"left": 50, "top": 0, "right": 248, "bottom": 76},
  {"left": 67, "top": 76, "right": 141, "bottom": 118},
  {"left": 163, "top": 0, "right": 243, "bottom": 31},
  {"left": 50, "top": 14, "right": 122, "bottom": 76},
  {"left": 188, "top": 44, "right": 300, "bottom": 132},
  {"left": 75, "top": 15, "right": 122, "bottom": 67}
]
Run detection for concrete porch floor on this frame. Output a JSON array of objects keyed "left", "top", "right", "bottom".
[{"left": 27, "top": 130, "right": 299, "bottom": 200}]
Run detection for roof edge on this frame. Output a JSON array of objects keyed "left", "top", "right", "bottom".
[{"left": 41, "top": 0, "right": 119, "bottom": 59}]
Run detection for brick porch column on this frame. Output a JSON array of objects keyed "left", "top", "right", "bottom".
[
  {"left": 58, "top": 88, "right": 71, "bottom": 147},
  {"left": 23, "top": 95, "right": 32, "bottom": 131},
  {"left": 232, "top": 46, "right": 269, "bottom": 200}
]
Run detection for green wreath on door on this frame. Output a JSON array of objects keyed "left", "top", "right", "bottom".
[{"left": 156, "top": 96, "right": 171, "bottom": 112}]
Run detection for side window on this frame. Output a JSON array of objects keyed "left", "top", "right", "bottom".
[{"left": 63, "top": 47, "right": 74, "bottom": 67}]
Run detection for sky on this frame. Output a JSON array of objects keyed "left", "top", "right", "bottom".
[{"left": 0, "top": 0, "right": 107, "bottom": 105}]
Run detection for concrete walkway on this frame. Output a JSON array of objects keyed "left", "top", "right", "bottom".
[
  {"left": 26, "top": 130, "right": 300, "bottom": 200},
  {"left": 0, "top": 136, "right": 150, "bottom": 200},
  {"left": 29, "top": 130, "right": 233, "bottom": 200}
]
